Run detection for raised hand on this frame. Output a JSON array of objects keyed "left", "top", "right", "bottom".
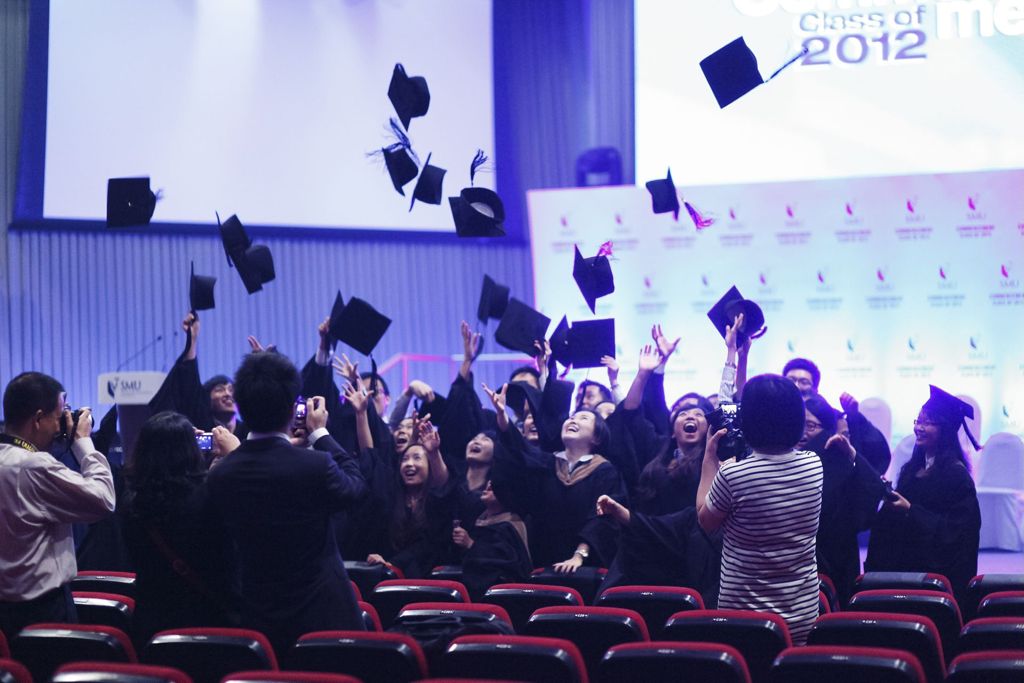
[
  {"left": 724, "top": 312, "right": 745, "bottom": 352},
  {"left": 600, "top": 355, "right": 620, "bottom": 385},
  {"left": 637, "top": 344, "right": 661, "bottom": 372},
  {"left": 247, "top": 336, "right": 276, "bottom": 354},
  {"left": 595, "top": 494, "right": 631, "bottom": 525},
  {"left": 825, "top": 433, "right": 856, "bottom": 464},
  {"left": 318, "top": 317, "right": 331, "bottom": 353},
  {"left": 482, "top": 382, "right": 510, "bottom": 431},
  {"left": 332, "top": 354, "right": 361, "bottom": 385},
  {"left": 534, "top": 339, "right": 552, "bottom": 372},
  {"left": 651, "top": 324, "right": 680, "bottom": 363},
  {"left": 414, "top": 416, "right": 441, "bottom": 452},
  {"left": 183, "top": 312, "right": 200, "bottom": 359},
  {"left": 461, "top": 320, "right": 482, "bottom": 362},
  {"left": 343, "top": 382, "right": 369, "bottom": 414},
  {"left": 407, "top": 380, "right": 436, "bottom": 404},
  {"left": 839, "top": 392, "right": 860, "bottom": 417}
]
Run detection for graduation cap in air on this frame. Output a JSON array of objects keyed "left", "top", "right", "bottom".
[
  {"left": 330, "top": 296, "right": 392, "bottom": 356},
  {"left": 384, "top": 146, "right": 419, "bottom": 196},
  {"left": 563, "top": 318, "right": 616, "bottom": 369},
  {"left": 700, "top": 36, "right": 806, "bottom": 109},
  {"left": 189, "top": 262, "right": 216, "bottom": 312},
  {"left": 326, "top": 291, "right": 347, "bottom": 347},
  {"left": 409, "top": 153, "right": 447, "bottom": 211},
  {"left": 217, "top": 214, "right": 275, "bottom": 294},
  {"left": 707, "top": 286, "right": 766, "bottom": 347},
  {"left": 645, "top": 168, "right": 680, "bottom": 220},
  {"left": 450, "top": 188, "right": 506, "bottom": 237},
  {"left": 495, "top": 298, "right": 551, "bottom": 356},
  {"left": 388, "top": 63, "right": 431, "bottom": 130},
  {"left": 923, "top": 385, "right": 981, "bottom": 449},
  {"left": 106, "top": 177, "right": 158, "bottom": 228},
  {"left": 573, "top": 245, "right": 615, "bottom": 313},
  {"left": 477, "top": 275, "right": 510, "bottom": 323}
]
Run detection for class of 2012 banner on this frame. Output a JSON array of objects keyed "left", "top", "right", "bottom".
[{"left": 527, "top": 168, "right": 1024, "bottom": 447}]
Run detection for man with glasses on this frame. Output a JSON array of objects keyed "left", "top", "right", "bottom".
[{"left": 0, "top": 372, "right": 116, "bottom": 638}]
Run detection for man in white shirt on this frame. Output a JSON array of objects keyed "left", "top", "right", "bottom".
[{"left": 0, "top": 372, "right": 116, "bottom": 639}]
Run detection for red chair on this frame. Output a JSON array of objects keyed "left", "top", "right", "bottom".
[
  {"left": 143, "top": 628, "right": 277, "bottom": 682},
  {"left": 287, "top": 630, "right": 427, "bottom": 683},
  {"left": 819, "top": 591, "right": 832, "bottom": 616},
  {"left": 853, "top": 572, "right": 952, "bottom": 597},
  {"left": 72, "top": 590, "right": 136, "bottom": 633},
  {"left": 661, "top": 609, "right": 791, "bottom": 683},
  {"left": 71, "top": 571, "right": 137, "bottom": 599},
  {"left": 368, "top": 579, "right": 469, "bottom": 629},
  {"left": 483, "top": 583, "right": 583, "bottom": 633},
  {"left": 522, "top": 606, "right": 648, "bottom": 677},
  {"left": 977, "top": 591, "right": 1024, "bottom": 618},
  {"left": 957, "top": 617, "right": 1024, "bottom": 654},
  {"left": 0, "top": 659, "right": 31, "bottom": 683},
  {"left": 819, "top": 573, "right": 839, "bottom": 612},
  {"left": 358, "top": 600, "right": 382, "bottom": 631},
  {"left": 53, "top": 661, "right": 192, "bottom": 683},
  {"left": 595, "top": 586, "right": 703, "bottom": 639},
  {"left": 394, "top": 602, "right": 513, "bottom": 630},
  {"left": 343, "top": 561, "right": 403, "bottom": 598},
  {"left": 528, "top": 567, "right": 606, "bottom": 604},
  {"left": 222, "top": 673, "right": 361, "bottom": 683},
  {"left": 848, "top": 589, "right": 962, "bottom": 659},
  {"left": 11, "top": 623, "right": 137, "bottom": 682},
  {"left": 768, "top": 645, "right": 926, "bottom": 683},
  {"left": 807, "top": 612, "right": 945, "bottom": 683},
  {"left": 430, "top": 565, "right": 465, "bottom": 582},
  {"left": 964, "top": 575, "right": 1024, "bottom": 620},
  {"left": 437, "top": 634, "right": 588, "bottom": 683},
  {"left": 598, "top": 641, "right": 751, "bottom": 683},
  {"left": 946, "top": 649, "right": 1024, "bottom": 682},
  {"left": 0, "top": 629, "right": 7, "bottom": 657},
  {"left": 349, "top": 580, "right": 362, "bottom": 601}
]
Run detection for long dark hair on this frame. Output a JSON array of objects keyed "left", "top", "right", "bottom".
[
  {"left": 899, "top": 410, "right": 971, "bottom": 485},
  {"left": 124, "top": 411, "right": 205, "bottom": 520},
  {"left": 636, "top": 405, "right": 708, "bottom": 503}
]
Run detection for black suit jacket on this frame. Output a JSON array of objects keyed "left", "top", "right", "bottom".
[{"left": 206, "top": 433, "right": 366, "bottom": 650}]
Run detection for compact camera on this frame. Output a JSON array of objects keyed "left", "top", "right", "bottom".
[
  {"left": 707, "top": 401, "right": 751, "bottom": 461},
  {"left": 196, "top": 432, "right": 214, "bottom": 451}
]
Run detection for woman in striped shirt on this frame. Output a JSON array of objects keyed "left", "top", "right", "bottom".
[{"left": 696, "top": 374, "right": 823, "bottom": 645}]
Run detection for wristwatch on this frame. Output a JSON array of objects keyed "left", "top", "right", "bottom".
[{"left": 573, "top": 547, "right": 589, "bottom": 559}]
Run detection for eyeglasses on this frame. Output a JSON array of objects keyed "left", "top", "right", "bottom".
[
  {"left": 789, "top": 377, "right": 814, "bottom": 387},
  {"left": 913, "top": 419, "right": 939, "bottom": 427},
  {"left": 805, "top": 420, "right": 823, "bottom": 432}
]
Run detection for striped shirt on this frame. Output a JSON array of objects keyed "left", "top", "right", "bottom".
[{"left": 706, "top": 448, "right": 823, "bottom": 645}]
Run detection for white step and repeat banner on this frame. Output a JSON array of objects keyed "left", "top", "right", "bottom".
[{"left": 528, "top": 169, "right": 1024, "bottom": 446}]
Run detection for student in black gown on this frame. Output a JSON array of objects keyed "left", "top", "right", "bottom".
[
  {"left": 121, "top": 412, "right": 241, "bottom": 646},
  {"left": 799, "top": 394, "right": 883, "bottom": 605},
  {"left": 485, "top": 357, "right": 633, "bottom": 573},
  {"left": 866, "top": 386, "right": 981, "bottom": 606}
]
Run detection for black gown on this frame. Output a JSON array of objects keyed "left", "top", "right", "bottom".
[
  {"left": 149, "top": 355, "right": 248, "bottom": 437},
  {"left": 866, "top": 459, "right": 981, "bottom": 605},
  {"left": 457, "top": 513, "right": 533, "bottom": 601}
]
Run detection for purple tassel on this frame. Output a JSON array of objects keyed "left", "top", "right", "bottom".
[{"left": 684, "top": 201, "right": 715, "bottom": 229}]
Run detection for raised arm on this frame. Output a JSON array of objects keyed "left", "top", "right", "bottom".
[
  {"left": 624, "top": 345, "right": 663, "bottom": 411},
  {"left": 696, "top": 429, "right": 729, "bottom": 533},
  {"left": 343, "top": 380, "right": 375, "bottom": 451},
  {"left": 459, "top": 320, "right": 481, "bottom": 382},
  {"left": 414, "top": 414, "right": 449, "bottom": 490}
]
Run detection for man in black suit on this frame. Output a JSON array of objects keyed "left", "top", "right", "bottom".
[{"left": 206, "top": 351, "right": 366, "bottom": 652}]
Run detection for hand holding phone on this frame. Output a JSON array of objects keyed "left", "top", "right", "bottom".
[{"left": 196, "top": 432, "right": 214, "bottom": 451}]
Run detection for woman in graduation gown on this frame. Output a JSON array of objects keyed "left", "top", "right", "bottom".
[
  {"left": 486, "top": 373, "right": 630, "bottom": 572},
  {"left": 866, "top": 386, "right": 982, "bottom": 606}
]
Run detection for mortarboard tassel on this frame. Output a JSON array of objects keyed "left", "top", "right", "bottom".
[
  {"left": 962, "top": 417, "right": 981, "bottom": 450},
  {"left": 684, "top": 201, "right": 715, "bottom": 230},
  {"left": 470, "top": 149, "right": 489, "bottom": 186}
]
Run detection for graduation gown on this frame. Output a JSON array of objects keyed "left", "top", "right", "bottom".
[
  {"left": 149, "top": 355, "right": 248, "bottom": 437},
  {"left": 458, "top": 512, "right": 533, "bottom": 601},
  {"left": 866, "top": 459, "right": 981, "bottom": 605}
]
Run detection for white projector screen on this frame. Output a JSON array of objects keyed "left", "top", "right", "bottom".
[
  {"left": 43, "top": 0, "right": 494, "bottom": 231},
  {"left": 636, "top": 0, "right": 1024, "bottom": 186}
]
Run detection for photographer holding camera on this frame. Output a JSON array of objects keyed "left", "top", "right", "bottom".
[
  {"left": 0, "top": 372, "right": 116, "bottom": 639},
  {"left": 696, "top": 374, "right": 823, "bottom": 645}
]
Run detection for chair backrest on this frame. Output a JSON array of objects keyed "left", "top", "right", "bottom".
[
  {"left": 143, "top": 627, "right": 277, "bottom": 682},
  {"left": 819, "top": 574, "right": 839, "bottom": 612},
  {"left": 946, "top": 649, "right": 1024, "bottom": 682},
  {"left": 575, "top": 147, "right": 623, "bottom": 188},
  {"left": 430, "top": 565, "right": 465, "bottom": 582},
  {"left": 71, "top": 571, "right": 137, "bottom": 599},
  {"left": 596, "top": 586, "right": 703, "bottom": 639},
  {"left": 72, "top": 590, "right": 136, "bottom": 632},
  {"left": 528, "top": 567, "right": 607, "bottom": 605},
  {"left": 395, "top": 602, "right": 513, "bottom": 630},
  {"left": 963, "top": 574, "right": 1024, "bottom": 621},
  {"left": 368, "top": 579, "right": 470, "bottom": 628},
  {"left": 483, "top": 583, "right": 584, "bottom": 632},
  {"left": 348, "top": 580, "right": 362, "bottom": 601},
  {"left": 53, "top": 661, "right": 193, "bottom": 683},
  {"left": 288, "top": 630, "right": 428, "bottom": 683},
  {"left": 598, "top": 641, "right": 751, "bottom": 683},
  {"left": 12, "top": 623, "right": 137, "bottom": 682},
  {"left": 523, "top": 606, "right": 649, "bottom": 678},
  {"left": 819, "top": 591, "right": 832, "bottom": 616},
  {"left": 887, "top": 435, "right": 916, "bottom": 481},
  {"left": 661, "top": 609, "right": 791, "bottom": 683},
  {"left": 769, "top": 645, "right": 926, "bottom": 683},
  {"left": 848, "top": 589, "right": 962, "bottom": 660},
  {"left": 808, "top": 611, "right": 945, "bottom": 683},
  {"left": 343, "top": 561, "right": 402, "bottom": 597},
  {"left": 957, "top": 617, "right": 1024, "bottom": 654},
  {"left": 439, "top": 634, "right": 588, "bottom": 683},
  {"left": 0, "top": 629, "right": 7, "bottom": 658},
  {"left": 358, "top": 600, "right": 382, "bottom": 631},
  {"left": 976, "top": 432, "right": 1024, "bottom": 490},
  {"left": 223, "top": 672, "right": 361, "bottom": 683},
  {"left": 854, "top": 572, "right": 953, "bottom": 597},
  {"left": 860, "top": 397, "right": 893, "bottom": 444},
  {"left": 0, "top": 659, "right": 31, "bottom": 683},
  {"left": 977, "top": 591, "right": 1024, "bottom": 619}
]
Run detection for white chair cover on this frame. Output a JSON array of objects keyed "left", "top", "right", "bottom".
[{"left": 976, "top": 432, "right": 1024, "bottom": 551}]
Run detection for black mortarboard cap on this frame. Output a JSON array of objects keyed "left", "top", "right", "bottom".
[
  {"left": 707, "top": 286, "right": 765, "bottom": 346},
  {"left": 505, "top": 380, "right": 542, "bottom": 422},
  {"left": 409, "top": 153, "right": 446, "bottom": 211},
  {"left": 235, "top": 244, "right": 275, "bottom": 294},
  {"left": 107, "top": 177, "right": 157, "bottom": 228},
  {"left": 384, "top": 145, "right": 419, "bottom": 196},
  {"left": 572, "top": 245, "right": 615, "bottom": 313},
  {"left": 923, "top": 385, "right": 981, "bottom": 449},
  {"left": 189, "top": 262, "right": 216, "bottom": 312},
  {"left": 549, "top": 316, "right": 571, "bottom": 367},
  {"left": 331, "top": 296, "right": 392, "bottom": 356},
  {"left": 495, "top": 298, "right": 551, "bottom": 356},
  {"left": 700, "top": 37, "right": 765, "bottom": 109},
  {"left": 566, "top": 318, "right": 615, "bottom": 369},
  {"left": 388, "top": 63, "right": 430, "bottom": 130},
  {"left": 328, "top": 291, "right": 346, "bottom": 345},
  {"left": 219, "top": 214, "right": 251, "bottom": 262},
  {"left": 451, "top": 187, "right": 506, "bottom": 238},
  {"left": 477, "top": 275, "right": 510, "bottom": 323},
  {"left": 645, "top": 168, "right": 680, "bottom": 220}
]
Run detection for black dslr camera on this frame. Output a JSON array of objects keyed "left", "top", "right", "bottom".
[
  {"left": 56, "top": 406, "right": 88, "bottom": 442},
  {"left": 707, "top": 401, "right": 751, "bottom": 461}
]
